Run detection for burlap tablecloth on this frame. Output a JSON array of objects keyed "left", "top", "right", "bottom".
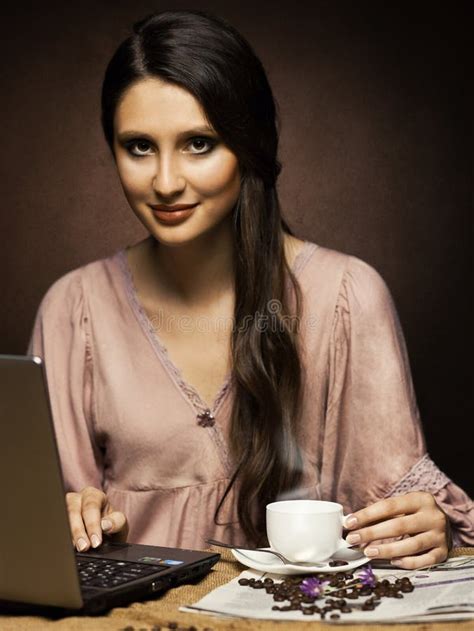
[{"left": 1, "top": 548, "right": 472, "bottom": 631}]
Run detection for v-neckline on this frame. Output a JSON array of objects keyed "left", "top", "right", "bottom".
[{"left": 116, "top": 240, "right": 317, "bottom": 417}]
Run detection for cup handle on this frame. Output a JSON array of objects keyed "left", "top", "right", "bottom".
[
  {"left": 338, "top": 513, "right": 352, "bottom": 547},
  {"left": 336, "top": 538, "right": 352, "bottom": 551}
]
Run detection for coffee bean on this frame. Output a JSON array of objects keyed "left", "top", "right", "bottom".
[
  {"left": 330, "top": 613, "right": 341, "bottom": 620},
  {"left": 329, "top": 560, "right": 349, "bottom": 567},
  {"left": 238, "top": 578, "right": 249, "bottom": 585}
]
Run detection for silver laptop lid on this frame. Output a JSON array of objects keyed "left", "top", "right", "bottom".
[{"left": 0, "top": 354, "right": 83, "bottom": 609}]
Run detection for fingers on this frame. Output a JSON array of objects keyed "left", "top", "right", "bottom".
[
  {"left": 362, "top": 529, "right": 447, "bottom": 561},
  {"left": 347, "top": 495, "right": 448, "bottom": 549},
  {"left": 81, "top": 487, "right": 108, "bottom": 549},
  {"left": 390, "top": 542, "right": 449, "bottom": 570},
  {"left": 346, "top": 511, "right": 435, "bottom": 546},
  {"left": 66, "top": 491, "right": 89, "bottom": 551},
  {"left": 346, "top": 492, "right": 435, "bottom": 532},
  {"left": 66, "top": 486, "right": 109, "bottom": 552}
]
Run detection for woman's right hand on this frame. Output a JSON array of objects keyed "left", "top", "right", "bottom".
[{"left": 66, "top": 486, "right": 129, "bottom": 552}]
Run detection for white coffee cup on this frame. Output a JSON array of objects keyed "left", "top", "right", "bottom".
[{"left": 266, "top": 500, "right": 350, "bottom": 563}]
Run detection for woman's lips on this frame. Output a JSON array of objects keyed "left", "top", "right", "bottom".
[{"left": 151, "top": 203, "right": 198, "bottom": 224}]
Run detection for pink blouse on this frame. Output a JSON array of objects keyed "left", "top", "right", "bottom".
[{"left": 27, "top": 240, "right": 474, "bottom": 549}]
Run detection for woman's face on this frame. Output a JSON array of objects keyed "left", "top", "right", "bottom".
[{"left": 113, "top": 78, "right": 241, "bottom": 247}]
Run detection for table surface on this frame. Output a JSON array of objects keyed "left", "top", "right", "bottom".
[{"left": 0, "top": 547, "right": 472, "bottom": 631}]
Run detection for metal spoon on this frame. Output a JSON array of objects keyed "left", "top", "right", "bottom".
[{"left": 206, "top": 538, "right": 327, "bottom": 567}]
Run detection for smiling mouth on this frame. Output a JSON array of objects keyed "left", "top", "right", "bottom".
[
  {"left": 150, "top": 203, "right": 199, "bottom": 212},
  {"left": 151, "top": 204, "right": 198, "bottom": 224}
]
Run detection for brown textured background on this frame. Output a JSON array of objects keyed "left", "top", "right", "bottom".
[{"left": 1, "top": 2, "right": 471, "bottom": 495}]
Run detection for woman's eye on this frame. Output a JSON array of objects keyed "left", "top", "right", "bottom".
[
  {"left": 127, "top": 140, "right": 153, "bottom": 156},
  {"left": 187, "top": 137, "right": 216, "bottom": 154},
  {"left": 124, "top": 136, "right": 216, "bottom": 157}
]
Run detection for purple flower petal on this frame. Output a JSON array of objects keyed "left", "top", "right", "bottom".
[
  {"left": 358, "top": 564, "right": 377, "bottom": 588},
  {"left": 300, "top": 577, "right": 329, "bottom": 598}
]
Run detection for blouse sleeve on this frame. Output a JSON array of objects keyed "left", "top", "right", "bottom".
[
  {"left": 26, "top": 270, "right": 104, "bottom": 493},
  {"left": 321, "top": 256, "right": 474, "bottom": 546}
]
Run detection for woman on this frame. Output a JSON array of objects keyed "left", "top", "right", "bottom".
[{"left": 27, "top": 9, "right": 473, "bottom": 569}]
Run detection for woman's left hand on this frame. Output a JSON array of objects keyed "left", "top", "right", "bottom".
[{"left": 344, "top": 491, "right": 451, "bottom": 569}]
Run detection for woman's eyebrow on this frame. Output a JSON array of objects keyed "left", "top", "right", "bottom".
[{"left": 116, "top": 126, "right": 216, "bottom": 142}]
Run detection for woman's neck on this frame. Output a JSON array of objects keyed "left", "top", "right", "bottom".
[{"left": 146, "top": 221, "right": 235, "bottom": 309}]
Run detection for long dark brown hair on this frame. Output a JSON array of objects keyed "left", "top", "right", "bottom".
[{"left": 101, "top": 9, "right": 305, "bottom": 545}]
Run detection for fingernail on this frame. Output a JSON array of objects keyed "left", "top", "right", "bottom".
[
  {"left": 391, "top": 559, "right": 403, "bottom": 567},
  {"left": 77, "top": 537, "right": 88, "bottom": 551},
  {"left": 365, "top": 546, "right": 379, "bottom": 557},
  {"left": 101, "top": 519, "right": 113, "bottom": 532},
  {"left": 346, "top": 533, "right": 361, "bottom": 544},
  {"left": 345, "top": 515, "right": 358, "bottom": 528},
  {"left": 91, "top": 534, "right": 101, "bottom": 548}
]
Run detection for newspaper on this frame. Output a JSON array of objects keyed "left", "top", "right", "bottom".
[{"left": 180, "top": 556, "right": 474, "bottom": 624}]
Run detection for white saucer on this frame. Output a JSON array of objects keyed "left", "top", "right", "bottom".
[{"left": 231, "top": 542, "right": 369, "bottom": 575}]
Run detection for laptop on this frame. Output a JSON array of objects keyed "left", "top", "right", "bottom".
[{"left": 0, "top": 354, "right": 220, "bottom": 617}]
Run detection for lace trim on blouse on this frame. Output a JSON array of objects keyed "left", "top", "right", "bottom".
[{"left": 384, "top": 453, "right": 450, "bottom": 498}]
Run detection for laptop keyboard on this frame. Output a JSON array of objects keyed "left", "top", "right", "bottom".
[{"left": 77, "top": 557, "right": 166, "bottom": 590}]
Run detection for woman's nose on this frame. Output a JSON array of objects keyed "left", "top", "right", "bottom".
[{"left": 152, "top": 155, "right": 185, "bottom": 198}]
